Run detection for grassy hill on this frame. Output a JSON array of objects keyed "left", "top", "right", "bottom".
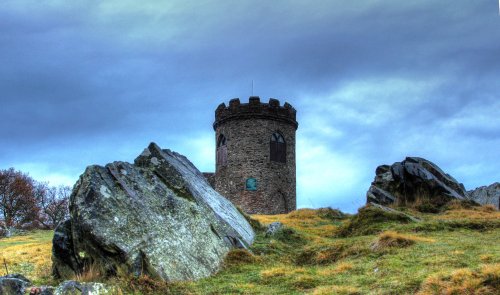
[{"left": 1, "top": 203, "right": 499, "bottom": 294}]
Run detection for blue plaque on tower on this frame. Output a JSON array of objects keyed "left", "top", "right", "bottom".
[{"left": 246, "top": 178, "right": 257, "bottom": 191}]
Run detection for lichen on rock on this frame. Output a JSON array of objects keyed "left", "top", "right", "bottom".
[{"left": 52, "top": 143, "right": 255, "bottom": 282}]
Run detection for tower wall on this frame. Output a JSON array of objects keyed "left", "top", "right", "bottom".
[{"left": 213, "top": 97, "right": 298, "bottom": 214}]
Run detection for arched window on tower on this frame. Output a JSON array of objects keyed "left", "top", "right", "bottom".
[
  {"left": 217, "top": 134, "right": 227, "bottom": 166},
  {"left": 270, "top": 132, "right": 286, "bottom": 163}
]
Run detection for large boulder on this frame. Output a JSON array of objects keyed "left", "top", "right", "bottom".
[
  {"left": 52, "top": 143, "right": 255, "bottom": 282},
  {"left": 367, "top": 157, "right": 469, "bottom": 208},
  {"left": 468, "top": 182, "right": 500, "bottom": 209}
]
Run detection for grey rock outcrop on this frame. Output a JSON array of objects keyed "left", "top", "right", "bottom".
[
  {"left": 52, "top": 143, "right": 255, "bottom": 282},
  {"left": 468, "top": 182, "right": 500, "bottom": 209},
  {"left": 367, "top": 157, "right": 469, "bottom": 207},
  {"left": 0, "top": 274, "right": 31, "bottom": 295}
]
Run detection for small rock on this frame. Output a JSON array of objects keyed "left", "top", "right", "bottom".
[
  {"left": 265, "top": 222, "right": 284, "bottom": 237},
  {"left": 30, "top": 286, "right": 55, "bottom": 295},
  {"left": 54, "top": 281, "right": 116, "bottom": 295},
  {"left": 0, "top": 273, "right": 31, "bottom": 295}
]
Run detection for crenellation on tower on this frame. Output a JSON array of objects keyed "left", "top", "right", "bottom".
[
  {"left": 213, "top": 97, "right": 298, "bottom": 131},
  {"left": 269, "top": 98, "right": 279, "bottom": 108},
  {"left": 212, "top": 96, "right": 298, "bottom": 214}
]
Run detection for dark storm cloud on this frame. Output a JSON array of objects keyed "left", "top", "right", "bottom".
[{"left": 0, "top": 0, "right": 498, "bottom": 212}]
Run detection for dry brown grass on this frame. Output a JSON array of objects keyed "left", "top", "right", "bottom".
[
  {"left": 418, "top": 263, "right": 500, "bottom": 295},
  {"left": 0, "top": 231, "right": 53, "bottom": 283},
  {"left": 72, "top": 262, "right": 105, "bottom": 282},
  {"left": 318, "top": 262, "right": 354, "bottom": 276},
  {"left": 312, "top": 285, "right": 361, "bottom": 295},
  {"left": 439, "top": 208, "right": 500, "bottom": 220},
  {"left": 371, "top": 231, "right": 434, "bottom": 252},
  {"left": 253, "top": 208, "right": 343, "bottom": 238},
  {"left": 260, "top": 265, "right": 319, "bottom": 290},
  {"left": 479, "top": 204, "right": 498, "bottom": 212},
  {"left": 480, "top": 254, "right": 495, "bottom": 263},
  {"left": 260, "top": 266, "right": 306, "bottom": 281},
  {"left": 296, "top": 241, "right": 369, "bottom": 266}
]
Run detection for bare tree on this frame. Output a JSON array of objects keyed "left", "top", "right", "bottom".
[
  {"left": 37, "top": 184, "right": 71, "bottom": 229},
  {"left": 0, "top": 168, "right": 39, "bottom": 228}
]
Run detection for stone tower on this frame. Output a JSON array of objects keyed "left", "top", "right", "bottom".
[{"left": 213, "top": 97, "right": 298, "bottom": 214}]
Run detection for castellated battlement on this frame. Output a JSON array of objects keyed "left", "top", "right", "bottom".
[{"left": 213, "top": 96, "right": 298, "bottom": 130}]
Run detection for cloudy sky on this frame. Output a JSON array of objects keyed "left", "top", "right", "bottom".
[{"left": 1, "top": 1, "right": 499, "bottom": 213}]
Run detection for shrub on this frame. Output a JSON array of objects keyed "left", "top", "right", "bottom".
[{"left": 312, "top": 285, "right": 361, "bottom": 295}]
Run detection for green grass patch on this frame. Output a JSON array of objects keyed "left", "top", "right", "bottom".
[
  {"left": 1, "top": 208, "right": 499, "bottom": 294},
  {"left": 336, "top": 205, "right": 416, "bottom": 237}
]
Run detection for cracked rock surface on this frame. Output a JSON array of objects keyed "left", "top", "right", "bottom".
[
  {"left": 367, "top": 157, "right": 470, "bottom": 207},
  {"left": 52, "top": 142, "right": 254, "bottom": 282}
]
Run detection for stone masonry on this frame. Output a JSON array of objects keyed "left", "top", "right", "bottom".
[{"left": 212, "top": 97, "right": 298, "bottom": 214}]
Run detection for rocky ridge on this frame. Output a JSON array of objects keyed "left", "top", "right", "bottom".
[
  {"left": 468, "top": 182, "right": 500, "bottom": 209},
  {"left": 367, "top": 157, "right": 470, "bottom": 208}
]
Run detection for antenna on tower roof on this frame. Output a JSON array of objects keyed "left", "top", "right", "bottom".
[{"left": 252, "top": 80, "right": 254, "bottom": 96}]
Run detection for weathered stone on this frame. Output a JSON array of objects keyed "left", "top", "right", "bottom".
[
  {"left": 0, "top": 273, "right": 31, "bottom": 295},
  {"left": 52, "top": 220, "right": 80, "bottom": 279},
  {"left": 54, "top": 281, "right": 115, "bottom": 295},
  {"left": 265, "top": 222, "right": 284, "bottom": 237},
  {"left": 52, "top": 143, "right": 254, "bottom": 282},
  {"left": 468, "top": 182, "right": 500, "bottom": 209},
  {"left": 367, "top": 157, "right": 470, "bottom": 207}
]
